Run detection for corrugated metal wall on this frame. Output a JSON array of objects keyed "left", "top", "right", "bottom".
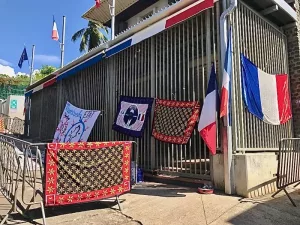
[
  {"left": 29, "top": 84, "right": 58, "bottom": 142},
  {"left": 29, "top": 91, "right": 42, "bottom": 141},
  {"left": 29, "top": 2, "right": 221, "bottom": 180},
  {"left": 28, "top": 1, "right": 293, "bottom": 179},
  {"left": 230, "top": 2, "right": 293, "bottom": 153}
]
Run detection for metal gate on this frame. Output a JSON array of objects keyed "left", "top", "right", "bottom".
[
  {"left": 29, "top": 1, "right": 221, "bottom": 180},
  {"left": 29, "top": 0, "right": 291, "bottom": 179},
  {"left": 230, "top": 1, "right": 293, "bottom": 153}
]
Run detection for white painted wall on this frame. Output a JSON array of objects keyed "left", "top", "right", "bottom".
[
  {"left": 126, "top": 0, "right": 169, "bottom": 27},
  {"left": 213, "top": 153, "right": 278, "bottom": 198},
  {"left": 5, "top": 95, "right": 25, "bottom": 120}
]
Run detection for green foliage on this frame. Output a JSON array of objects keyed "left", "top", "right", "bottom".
[
  {"left": 0, "top": 74, "right": 26, "bottom": 99},
  {"left": 72, "top": 21, "right": 108, "bottom": 53},
  {"left": 0, "top": 65, "right": 57, "bottom": 99},
  {"left": 34, "top": 65, "right": 56, "bottom": 82},
  {"left": 14, "top": 74, "right": 30, "bottom": 86}
]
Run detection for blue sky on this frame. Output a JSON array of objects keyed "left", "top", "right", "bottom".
[{"left": 0, "top": 0, "right": 104, "bottom": 76}]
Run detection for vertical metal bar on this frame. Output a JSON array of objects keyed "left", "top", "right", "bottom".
[
  {"left": 187, "top": 18, "right": 192, "bottom": 174},
  {"left": 240, "top": 4, "right": 249, "bottom": 150},
  {"left": 166, "top": 30, "right": 171, "bottom": 172},
  {"left": 163, "top": 32, "right": 166, "bottom": 171},
  {"left": 233, "top": 4, "right": 243, "bottom": 151},
  {"left": 246, "top": 5, "right": 255, "bottom": 149},
  {"left": 174, "top": 26, "right": 179, "bottom": 172},
  {"left": 170, "top": 28, "right": 175, "bottom": 172},
  {"left": 159, "top": 34, "right": 163, "bottom": 171},
  {"left": 38, "top": 91, "right": 43, "bottom": 141},
  {"left": 204, "top": 10, "right": 211, "bottom": 174},
  {"left": 196, "top": 15, "right": 201, "bottom": 175},
  {"left": 183, "top": 22, "right": 187, "bottom": 174},
  {"left": 156, "top": 35, "right": 161, "bottom": 169},
  {"left": 178, "top": 24, "right": 183, "bottom": 173},
  {"left": 200, "top": 13, "right": 205, "bottom": 176},
  {"left": 265, "top": 21, "right": 273, "bottom": 148},
  {"left": 191, "top": 17, "right": 197, "bottom": 175}
]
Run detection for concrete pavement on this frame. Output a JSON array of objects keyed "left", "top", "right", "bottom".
[{"left": 2, "top": 182, "right": 300, "bottom": 225}]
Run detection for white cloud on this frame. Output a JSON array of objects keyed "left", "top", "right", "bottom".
[
  {"left": 0, "top": 64, "right": 15, "bottom": 77},
  {"left": 15, "top": 69, "right": 39, "bottom": 77},
  {"left": 33, "top": 69, "right": 40, "bottom": 75},
  {"left": 0, "top": 59, "right": 12, "bottom": 66},
  {"left": 16, "top": 72, "right": 27, "bottom": 76},
  {"left": 35, "top": 54, "right": 60, "bottom": 64}
]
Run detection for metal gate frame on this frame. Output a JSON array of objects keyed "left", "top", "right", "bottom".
[
  {"left": 28, "top": 2, "right": 222, "bottom": 180},
  {"left": 230, "top": 1, "right": 293, "bottom": 153},
  {"left": 28, "top": 0, "right": 293, "bottom": 181}
]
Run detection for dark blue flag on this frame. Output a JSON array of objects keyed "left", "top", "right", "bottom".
[
  {"left": 18, "top": 47, "right": 28, "bottom": 69},
  {"left": 113, "top": 96, "right": 154, "bottom": 138}
]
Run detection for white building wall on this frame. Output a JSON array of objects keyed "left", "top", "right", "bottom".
[{"left": 5, "top": 95, "right": 25, "bottom": 120}]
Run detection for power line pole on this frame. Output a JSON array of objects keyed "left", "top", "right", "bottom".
[
  {"left": 30, "top": 45, "right": 35, "bottom": 85},
  {"left": 60, "top": 16, "right": 66, "bottom": 68}
]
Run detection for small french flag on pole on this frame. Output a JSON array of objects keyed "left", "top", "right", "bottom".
[
  {"left": 198, "top": 64, "right": 219, "bottom": 155},
  {"left": 52, "top": 16, "right": 59, "bottom": 41},
  {"left": 220, "top": 27, "right": 232, "bottom": 127},
  {"left": 95, "top": 0, "right": 101, "bottom": 8}
]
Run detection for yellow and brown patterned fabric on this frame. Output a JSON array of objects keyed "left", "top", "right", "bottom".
[
  {"left": 152, "top": 99, "right": 200, "bottom": 144},
  {"left": 45, "top": 142, "right": 131, "bottom": 206}
]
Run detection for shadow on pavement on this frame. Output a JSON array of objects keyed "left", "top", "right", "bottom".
[
  {"left": 9, "top": 183, "right": 230, "bottom": 224},
  {"left": 130, "top": 183, "right": 190, "bottom": 197},
  {"left": 130, "top": 182, "right": 233, "bottom": 199},
  {"left": 228, "top": 188, "right": 300, "bottom": 225},
  {"left": 10, "top": 199, "right": 121, "bottom": 223}
]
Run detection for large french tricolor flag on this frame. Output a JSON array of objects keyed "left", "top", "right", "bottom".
[
  {"left": 241, "top": 54, "right": 292, "bottom": 125},
  {"left": 198, "top": 65, "right": 218, "bottom": 155},
  {"left": 220, "top": 28, "right": 232, "bottom": 126},
  {"left": 52, "top": 16, "right": 59, "bottom": 41}
]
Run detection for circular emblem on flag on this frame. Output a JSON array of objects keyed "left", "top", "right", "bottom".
[
  {"left": 124, "top": 105, "right": 138, "bottom": 126},
  {"left": 64, "top": 122, "right": 85, "bottom": 143}
]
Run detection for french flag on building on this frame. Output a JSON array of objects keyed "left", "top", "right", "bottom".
[
  {"left": 52, "top": 16, "right": 59, "bottom": 41},
  {"left": 220, "top": 28, "right": 232, "bottom": 126},
  {"left": 198, "top": 65, "right": 219, "bottom": 155},
  {"left": 241, "top": 54, "right": 292, "bottom": 125}
]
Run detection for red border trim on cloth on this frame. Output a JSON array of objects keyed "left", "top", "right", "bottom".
[
  {"left": 152, "top": 99, "right": 200, "bottom": 145},
  {"left": 44, "top": 141, "right": 131, "bottom": 207}
]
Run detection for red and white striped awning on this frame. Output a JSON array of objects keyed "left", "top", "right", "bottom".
[{"left": 83, "top": 0, "right": 139, "bottom": 24}]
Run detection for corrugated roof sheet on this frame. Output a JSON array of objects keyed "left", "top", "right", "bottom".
[{"left": 82, "top": 0, "right": 139, "bottom": 24}]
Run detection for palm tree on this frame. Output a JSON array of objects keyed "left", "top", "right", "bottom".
[{"left": 72, "top": 21, "right": 108, "bottom": 53}]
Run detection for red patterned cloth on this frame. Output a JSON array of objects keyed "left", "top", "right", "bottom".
[
  {"left": 44, "top": 141, "right": 131, "bottom": 206},
  {"left": 152, "top": 99, "right": 200, "bottom": 144}
]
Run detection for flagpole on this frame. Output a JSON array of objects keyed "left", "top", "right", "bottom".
[
  {"left": 60, "top": 16, "right": 66, "bottom": 68},
  {"left": 111, "top": 0, "right": 116, "bottom": 40},
  {"left": 30, "top": 45, "right": 35, "bottom": 85}
]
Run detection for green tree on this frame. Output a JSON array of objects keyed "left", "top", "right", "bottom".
[
  {"left": 0, "top": 65, "right": 56, "bottom": 99},
  {"left": 14, "top": 74, "right": 30, "bottom": 86},
  {"left": 71, "top": 21, "right": 108, "bottom": 53},
  {"left": 0, "top": 74, "right": 14, "bottom": 85},
  {"left": 0, "top": 74, "right": 27, "bottom": 99},
  {"left": 34, "top": 65, "right": 56, "bottom": 82}
]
